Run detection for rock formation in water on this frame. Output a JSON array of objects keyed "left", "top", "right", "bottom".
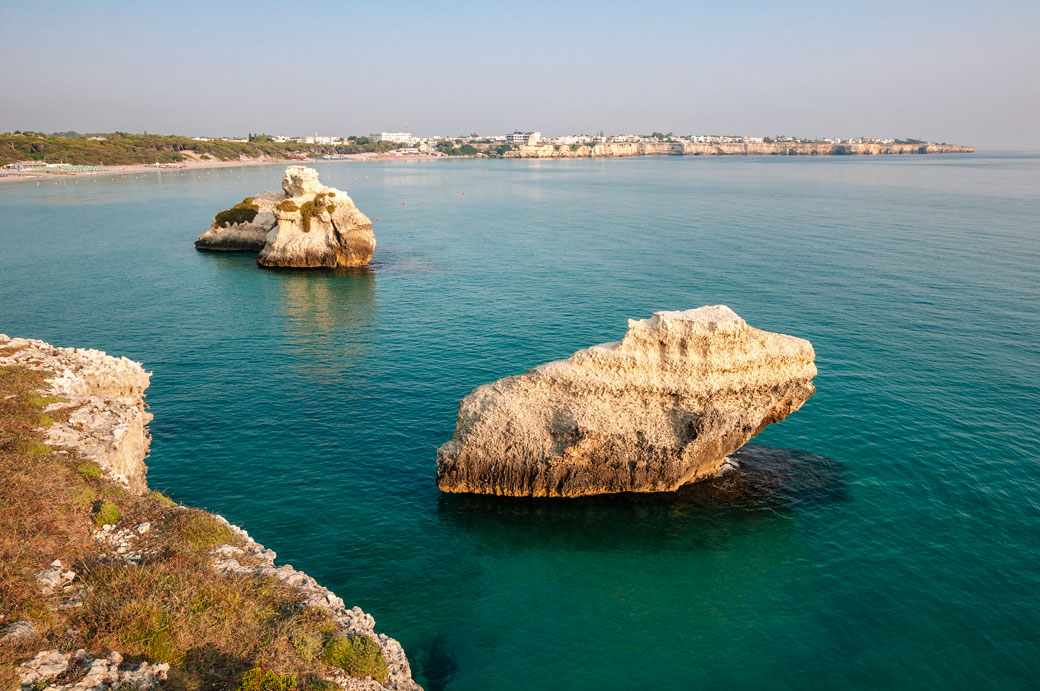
[
  {"left": 257, "top": 166, "right": 376, "bottom": 268},
  {"left": 436, "top": 306, "right": 816, "bottom": 497},
  {"left": 0, "top": 335, "right": 152, "bottom": 493},
  {"left": 195, "top": 191, "right": 283, "bottom": 252},
  {"left": 195, "top": 166, "right": 376, "bottom": 268}
]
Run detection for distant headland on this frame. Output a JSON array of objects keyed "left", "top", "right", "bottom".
[{"left": 0, "top": 130, "right": 973, "bottom": 180}]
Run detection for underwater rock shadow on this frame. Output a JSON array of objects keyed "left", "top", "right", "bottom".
[{"left": 436, "top": 444, "right": 848, "bottom": 552}]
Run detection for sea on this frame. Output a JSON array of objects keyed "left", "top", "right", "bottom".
[{"left": 1, "top": 153, "right": 1038, "bottom": 689}]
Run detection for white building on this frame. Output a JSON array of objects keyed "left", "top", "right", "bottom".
[
  {"left": 506, "top": 131, "right": 541, "bottom": 145},
  {"left": 370, "top": 132, "right": 417, "bottom": 144}
]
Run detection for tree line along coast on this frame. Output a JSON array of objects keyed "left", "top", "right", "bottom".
[{"left": 0, "top": 130, "right": 973, "bottom": 173}]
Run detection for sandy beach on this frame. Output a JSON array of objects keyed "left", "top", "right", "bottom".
[{"left": 0, "top": 150, "right": 448, "bottom": 185}]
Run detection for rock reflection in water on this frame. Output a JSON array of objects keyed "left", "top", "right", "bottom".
[
  {"left": 437, "top": 444, "right": 846, "bottom": 552},
  {"left": 275, "top": 267, "right": 378, "bottom": 380}
]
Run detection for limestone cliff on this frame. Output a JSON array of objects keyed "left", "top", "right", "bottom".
[
  {"left": 506, "top": 141, "right": 974, "bottom": 158},
  {"left": 0, "top": 334, "right": 420, "bottom": 690},
  {"left": 436, "top": 306, "right": 816, "bottom": 497},
  {"left": 0, "top": 335, "right": 152, "bottom": 494},
  {"left": 257, "top": 166, "right": 376, "bottom": 268}
]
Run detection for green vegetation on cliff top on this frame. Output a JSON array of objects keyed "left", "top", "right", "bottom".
[{"left": 0, "top": 349, "right": 391, "bottom": 690}]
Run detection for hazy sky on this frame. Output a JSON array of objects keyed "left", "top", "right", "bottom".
[{"left": 2, "top": 0, "right": 1038, "bottom": 148}]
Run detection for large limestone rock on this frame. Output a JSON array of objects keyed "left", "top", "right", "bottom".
[
  {"left": 194, "top": 190, "right": 282, "bottom": 252},
  {"left": 437, "top": 306, "right": 816, "bottom": 497},
  {"left": 256, "top": 166, "right": 375, "bottom": 268}
]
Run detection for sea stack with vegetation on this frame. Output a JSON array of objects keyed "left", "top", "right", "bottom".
[
  {"left": 258, "top": 167, "right": 375, "bottom": 269},
  {"left": 196, "top": 166, "right": 376, "bottom": 269},
  {"left": 437, "top": 306, "right": 816, "bottom": 497},
  {"left": 0, "top": 335, "right": 420, "bottom": 690}
]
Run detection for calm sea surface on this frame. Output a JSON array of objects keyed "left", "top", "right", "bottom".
[{"left": 1, "top": 154, "right": 1038, "bottom": 689}]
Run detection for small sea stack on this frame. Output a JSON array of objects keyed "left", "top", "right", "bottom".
[
  {"left": 196, "top": 166, "right": 376, "bottom": 268},
  {"left": 257, "top": 166, "right": 375, "bottom": 268},
  {"left": 436, "top": 306, "right": 817, "bottom": 497}
]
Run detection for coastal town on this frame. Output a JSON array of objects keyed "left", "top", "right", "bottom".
[{"left": 0, "top": 129, "right": 973, "bottom": 181}]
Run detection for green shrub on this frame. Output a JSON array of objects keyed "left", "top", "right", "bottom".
[
  {"left": 101, "top": 484, "right": 128, "bottom": 500},
  {"left": 214, "top": 205, "right": 259, "bottom": 227},
  {"left": 92, "top": 500, "right": 122, "bottom": 526},
  {"left": 70, "top": 486, "right": 95, "bottom": 507},
  {"left": 276, "top": 199, "right": 299, "bottom": 213},
  {"left": 321, "top": 635, "right": 388, "bottom": 682},
  {"left": 18, "top": 440, "right": 51, "bottom": 456},
  {"left": 175, "top": 511, "right": 237, "bottom": 550},
  {"left": 236, "top": 666, "right": 296, "bottom": 691},
  {"left": 289, "top": 627, "right": 324, "bottom": 662},
  {"left": 299, "top": 193, "right": 337, "bottom": 232},
  {"left": 75, "top": 461, "right": 101, "bottom": 480},
  {"left": 303, "top": 681, "right": 338, "bottom": 691},
  {"left": 25, "top": 393, "right": 64, "bottom": 408},
  {"left": 146, "top": 490, "right": 176, "bottom": 506}
]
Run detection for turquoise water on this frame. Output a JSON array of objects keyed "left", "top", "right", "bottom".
[{"left": 1, "top": 154, "right": 1038, "bottom": 689}]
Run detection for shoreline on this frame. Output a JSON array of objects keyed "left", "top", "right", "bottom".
[
  {"left": 0, "top": 151, "right": 459, "bottom": 185},
  {"left": 0, "top": 143, "right": 980, "bottom": 185},
  {"left": 0, "top": 334, "right": 421, "bottom": 690}
]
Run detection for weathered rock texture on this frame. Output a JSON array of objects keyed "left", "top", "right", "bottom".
[
  {"left": 0, "top": 334, "right": 152, "bottom": 493},
  {"left": 257, "top": 166, "right": 376, "bottom": 268},
  {"left": 506, "top": 141, "right": 973, "bottom": 158},
  {"left": 437, "top": 306, "right": 816, "bottom": 497},
  {"left": 195, "top": 166, "right": 376, "bottom": 268},
  {"left": 2, "top": 334, "right": 420, "bottom": 691},
  {"left": 194, "top": 190, "right": 283, "bottom": 251},
  {"left": 17, "top": 649, "right": 168, "bottom": 690},
  {"left": 209, "top": 517, "right": 419, "bottom": 691}
]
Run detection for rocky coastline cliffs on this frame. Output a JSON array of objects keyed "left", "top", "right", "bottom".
[
  {"left": 0, "top": 336, "right": 153, "bottom": 494},
  {"left": 436, "top": 306, "right": 817, "bottom": 497},
  {"left": 505, "top": 141, "right": 974, "bottom": 158},
  {"left": 196, "top": 166, "right": 376, "bottom": 268},
  {"left": 0, "top": 334, "right": 419, "bottom": 690}
]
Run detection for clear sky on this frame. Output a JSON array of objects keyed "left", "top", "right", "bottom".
[{"left": 2, "top": 0, "right": 1037, "bottom": 148}]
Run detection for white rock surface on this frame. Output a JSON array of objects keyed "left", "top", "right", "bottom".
[
  {"left": 1, "top": 620, "right": 35, "bottom": 642},
  {"left": 195, "top": 190, "right": 284, "bottom": 251},
  {"left": 17, "top": 648, "right": 168, "bottom": 690},
  {"left": 257, "top": 166, "right": 376, "bottom": 268},
  {"left": 0, "top": 335, "right": 152, "bottom": 493},
  {"left": 35, "top": 560, "right": 76, "bottom": 595},
  {"left": 438, "top": 306, "right": 817, "bottom": 496}
]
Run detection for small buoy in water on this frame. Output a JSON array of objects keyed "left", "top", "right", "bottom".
[
  {"left": 376, "top": 218, "right": 380, "bottom": 222},
  {"left": 461, "top": 191, "right": 465, "bottom": 196},
  {"left": 443, "top": 188, "right": 446, "bottom": 191},
  {"left": 402, "top": 201, "right": 406, "bottom": 205}
]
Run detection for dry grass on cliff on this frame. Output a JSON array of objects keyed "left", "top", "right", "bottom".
[{"left": 0, "top": 363, "right": 378, "bottom": 690}]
